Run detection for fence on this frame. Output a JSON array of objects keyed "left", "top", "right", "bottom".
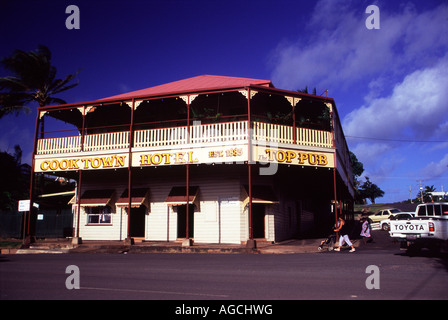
[
  {"left": 0, "top": 211, "right": 23, "bottom": 238},
  {"left": 0, "top": 209, "right": 73, "bottom": 239}
]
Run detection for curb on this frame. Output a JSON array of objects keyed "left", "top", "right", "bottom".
[
  {"left": 15, "top": 248, "right": 69, "bottom": 254},
  {"left": 128, "top": 246, "right": 256, "bottom": 254},
  {"left": 1, "top": 248, "right": 18, "bottom": 254}
]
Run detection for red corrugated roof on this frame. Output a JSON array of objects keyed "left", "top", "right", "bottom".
[{"left": 105, "top": 75, "right": 273, "bottom": 100}]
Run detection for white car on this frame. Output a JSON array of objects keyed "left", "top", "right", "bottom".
[
  {"left": 369, "top": 208, "right": 402, "bottom": 223},
  {"left": 380, "top": 212, "right": 415, "bottom": 231}
]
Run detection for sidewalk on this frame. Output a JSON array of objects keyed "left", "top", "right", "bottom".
[{"left": 10, "top": 232, "right": 389, "bottom": 255}]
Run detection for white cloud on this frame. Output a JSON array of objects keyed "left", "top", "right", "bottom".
[
  {"left": 419, "top": 153, "right": 448, "bottom": 180},
  {"left": 269, "top": 1, "right": 448, "bottom": 92},
  {"left": 268, "top": 0, "right": 448, "bottom": 203},
  {"left": 343, "top": 56, "right": 448, "bottom": 141},
  {"left": 351, "top": 141, "right": 391, "bottom": 163},
  {"left": 351, "top": 141, "right": 406, "bottom": 182},
  {"left": 118, "top": 83, "right": 131, "bottom": 94}
]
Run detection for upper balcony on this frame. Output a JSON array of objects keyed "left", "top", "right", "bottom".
[
  {"left": 36, "top": 120, "right": 333, "bottom": 155},
  {"left": 36, "top": 88, "right": 335, "bottom": 156},
  {"left": 33, "top": 80, "right": 353, "bottom": 195}
]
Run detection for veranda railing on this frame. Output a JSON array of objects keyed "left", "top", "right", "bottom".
[{"left": 36, "top": 121, "right": 332, "bottom": 155}]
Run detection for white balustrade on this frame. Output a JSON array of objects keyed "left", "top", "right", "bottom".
[
  {"left": 134, "top": 126, "right": 187, "bottom": 148},
  {"left": 36, "top": 136, "right": 81, "bottom": 155},
  {"left": 296, "top": 127, "right": 332, "bottom": 148},
  {"left": 84, "top": 131, "right": 129, "bottom": 151},
  {"left": 36, "top": 121, "right": 332, "bottom": 155}
]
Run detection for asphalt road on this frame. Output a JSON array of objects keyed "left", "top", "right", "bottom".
[{"left": 1, "top": 247, "right": 447, "bottom": 302}]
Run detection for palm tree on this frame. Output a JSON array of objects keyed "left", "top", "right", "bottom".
[
  {"left": 359, "top": 176, "right": 385, "bottom": 204},
  {"left": 418, "top": 185, "right": 436, "bottom": 203},
  {"left": 0, "top": 145, "right": 30, "bottom": 211},
  {"left": 0, "top": 45, "right": 80, "bottom": 137},
  {"left": 297, "top": 86, "right": 317, "bottom": 95}
]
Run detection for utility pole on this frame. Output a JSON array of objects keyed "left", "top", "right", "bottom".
[
  {"left": 417, "top": 180, "right": 424, "bottom": 203},
  {"left": 409, "top": 185, "right": 413, "bottom": 203}
]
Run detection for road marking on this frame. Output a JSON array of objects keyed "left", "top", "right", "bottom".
[{"left": 81, "top": 286, "right": 229, "bottom": 298}]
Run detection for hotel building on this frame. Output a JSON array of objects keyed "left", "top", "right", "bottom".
[{"left": 27, "top": 75, "right": 354, "bottom": 245}]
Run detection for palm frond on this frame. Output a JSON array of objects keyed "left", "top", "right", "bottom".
[
  {"left": 0, "top": 45, "right": 79, "bottom": 118},
  {"left": 0, "top": 76, "right": 31, "bottom": 91},
  {"left": 45, "top": 97, "right": 67, "bottom": 106},
  {"left": 0, "top": 92, "right": 35, "bottom": 106},
  {"left": 0, "top": 104, "right": 31, "bottom": 117},
  {"left": 50, "top": 70, "right": 80, "bottom": 94}
]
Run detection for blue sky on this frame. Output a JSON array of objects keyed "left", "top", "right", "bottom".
[{"left": 1, "top": 0, "right": 447, "bottom": 203}]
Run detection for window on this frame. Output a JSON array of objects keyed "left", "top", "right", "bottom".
[
  {"left": 442, "top": 204, "right": 448, "bottom": 215},
  {"left": 427, "top": 205, "right": 434, "bottom": 216},
  {"left": 417, "top": 206, "right": 426, "bottom": 216},
  {"left": 434, "top": 205, "right": 441, "bottom": 216},
  {"left": 87, "top": 206, "right": 112, "bottom": 224}
]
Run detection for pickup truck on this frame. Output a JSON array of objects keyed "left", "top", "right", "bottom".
[
  {"left": 380, "top": 212, "right": 415, "bottom": 231},
  {"left": 389, "top": 203, "right": 448, "bottom": 253}
]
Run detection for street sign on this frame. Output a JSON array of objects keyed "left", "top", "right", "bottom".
[
  {"left": 18, "top": 200, "right": 30, "bottom": 212},
  {"left": 18, "top": 200, "right": 39, "bottom": 212}
]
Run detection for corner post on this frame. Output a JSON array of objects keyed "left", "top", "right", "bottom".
[
  {"left": 126, "top": 98, "right": 135, "bottom": 245},
  {"left": 247, "top": 88, "right": 255, "bottom": 248}
]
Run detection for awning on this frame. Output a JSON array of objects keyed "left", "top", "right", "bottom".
[
  {"left": 243, "top": 185, "right": 279, "bottom": 207},
  {"left": 79, "top": 189, "right": 115, "bottom": 207},
  {"left": 165, "top": 186, "right": 199, "bottom": 206},
  {"left": 116, "top": 188, "right": 150, "bottom": 208}
]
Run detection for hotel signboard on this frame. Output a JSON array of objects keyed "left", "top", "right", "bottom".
[
  {"left": 34, "top": 145, "right": 334, "bottom": 173},
  {"left": 35, "top": 153, "right": 129, "bottom": 172},
  {"left": 253, "top": 146, "right": 334, "bottom": 168}
]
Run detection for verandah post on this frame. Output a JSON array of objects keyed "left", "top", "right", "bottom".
[
  {"left": 126, "top": 98, "right": 135, "bottom": 244},
  {"left": 23, "top": 111, "right": 41, "bottom": 246},
  {"left": 246, "top": 88, "right": 255, "bottom": 249}
]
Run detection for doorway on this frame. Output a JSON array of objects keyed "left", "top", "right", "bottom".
[
  {"left": 252, "top": 204, "right": 266, "bottom": 239},
  {"left": 129, "top": 206, "right": 146, "bottom": 237},
  {"left": 177, "top": 204, "right": 194, "bottom": 238}
]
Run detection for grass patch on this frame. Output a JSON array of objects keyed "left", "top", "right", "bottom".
[{"left": 0, "top": 239, "right": 22, "bottom": 249}]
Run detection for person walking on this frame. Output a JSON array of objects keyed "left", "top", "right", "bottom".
[
  {"left": 360, "top": 217, "right": 373, "bottom": 244},
  {"left": 334, "top": 217, "right": 355, "bottom": 252}
]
